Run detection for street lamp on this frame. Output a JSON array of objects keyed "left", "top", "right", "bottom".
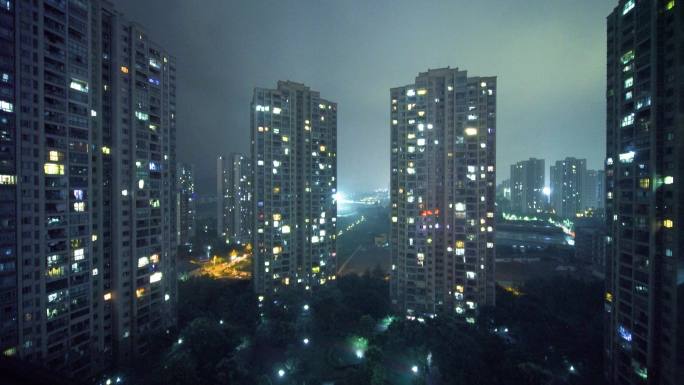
[
  {"left": 277, "top": 369, "right": 285, "bottom": 378},
  {"left": 411, "top": 365, "right": 419, "bottom": 374}
]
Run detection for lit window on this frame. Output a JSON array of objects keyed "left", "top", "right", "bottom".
[
  {"left": 667, "top": 0, "right": 675, "bottom": 10},
  {"left": 639, "top": 178, "right": 650, "bottom": 189},
  {"left": 663, "top": 219, "right": 674, "bottom": 229},
  {"left": 619, "top": 151, "right": 635, "bottom": 163},
  {"left": 69, "top": 78, "right": 89, "bottom": 92},
  {"left": 44, "top": 163, "right": 64, "bottom": 175},
  {"left": 623, "top": 0, "right": 635, "bottom": 15},
  {"left": 0, "top": 175, "right": 16, "bottom": 185},
  {"left": 624, "top": 77, "right": 633, "bottom": 88},
  {"left": 73, "top": 202, "right": 85, "bottom": 212},
  {"left": 406, "top": 89, "right": 416, "bottom": 97},
  {"left": 620, "top": 50, "right": 635, "bottom": 65},
  {"left": 150, "top": 272, "right": 163, "bottom": 283},
  {"left": 621, "top": 113, "right": 634, "bottom": 127},
  {"left": 464, "top": 127, "right": 478, "bottom": 136},
  {"left": 417, "top": 89, "right": 427, "bottom": 96},
  {"left": 281, "top": 225, "right": 291, "bottom": 234},
  {"left": 273, "top": 107, "right": 282, "bottom": 114},
  {"left": 135, "top": 111, "right": 149, "bottom": 121},
  {"left": 138, "top": 256, "right": 149, "bottom": 268},
  {"left": 149, "top": 58, "right": 161, "bottom": 69},
  {"left": 73, "top": 248, "right": 85, "bottom": 261},
  {"left": 0, "top": 100, "right": 13, "bottom": 112},
  {"left": 104, "top": 292, "right": 112, "bottom": 301},
  {"left": 120, "top": 66, "right": 129, "bottom": 74},
  {"left": 664, "top": 176, "right": 674, "bottom": 185}
]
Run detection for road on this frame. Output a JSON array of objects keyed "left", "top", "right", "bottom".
[{"left": 337, "top": 245, "right": 363, "bottom": 275}]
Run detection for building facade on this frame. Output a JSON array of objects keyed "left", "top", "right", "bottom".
[
  {"left": 177, "top": 162, "right": 195, "bottom": 247},
  {"left": 217, "top": 153, "right": 251, "bottom": 245},
  {"left": 583, "top": 169, "right": 606, "bottom": 211},
  {"left": 510, "top": 158, "right": 545, "bottom": 215},
  {"left": 390, "top": 67, "right": 496, "bottom": 318},
  {"left": 550, "top": 157, "right": 586, "bottom": 218},
  {"left": 251, "top": 81, "right": 337, "bottom": 295},
  {"left": 574, "top": 218, "right": 607, "bottom": 276},
  {"left": 605, "top": 1, "right": 683, "bottom": 384},
  {"left": 0, "top": 0, "right": 177, "bottom": 377}
]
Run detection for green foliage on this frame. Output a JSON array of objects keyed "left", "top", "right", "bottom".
[{"left": 124, "top": 274, "right": 603, "bottom": 385}]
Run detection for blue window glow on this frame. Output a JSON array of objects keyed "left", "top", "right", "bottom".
[{"left": 618, "top": 325, "right": 632, "bottom": 342}]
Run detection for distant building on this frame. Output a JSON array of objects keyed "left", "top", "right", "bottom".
[
  {"left": 605, "top": 1, "right": 683, "bottom": 384},
  {"left": 550, "top": 157, "right": 586, "bottom": 218},
  {"left": 217, "top": 153, "right": 252, "bottom": 244},
  {"left": 497, "top": 179, "right": 511, "bottom": 200},
  {"left": 390, "top": 67, "right": 496, "bottom": 317},
  {"left": 510, "top": 158, "right": 545, "bottom": 215},
  {"left": 574, "top": 218, "right": 606, "bottom": 277},
  {"left": 251, "top": 82, "right": 337, "bottom": 295},
  {"left": 582, "top": 169, "right": 605, "bottom": 210},
  {"left": 177, "top": 163, "right": 196, "bottom": 246},
  {"left": 0, "top": 0, "right": 177, "bottom": 375}
]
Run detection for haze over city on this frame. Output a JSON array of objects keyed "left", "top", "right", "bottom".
[{"left": 117, "top": 0, "right": 614, "bottom": 193}]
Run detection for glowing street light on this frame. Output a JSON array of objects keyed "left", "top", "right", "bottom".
[
  {"left": 277, "top": 369, "right": 285, "bottom": 378},
  {"left": 411, "top": 365, "right": 419, "bottom": 374},
  {"left": 355, "top": 349, "right": 364, "bottom": 359},
  {"left": 303, "top": 304, "right": 309, "bottom": 311},
  {"left": 303, "top": 338, "right": 310, "bottom": 345}
]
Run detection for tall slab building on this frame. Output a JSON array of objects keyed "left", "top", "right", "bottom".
[
  {"left": 217, "top": 153, "right": 251, "bottom": 245},
  {"left": 550, "top": 157, "right": 586, "bottom": 218},
  {"left": 510, "top": 158, "right": 546, "bottom": 215},
  {"left": 251, "top": 81, "right": 337, "bottom": 295},
  {"left": 606, "top": 1, "right": 683, "bottom": 384},
  {"left": 583, "top": 169, "right": 606, "bottom": 211},
  {"left": 177, "top": 162, "right": 195, "bottom": 247},
  {"left": 0, "top": 0, "right": 177, "bottom": 377},
  {"left": 390, "top": 67, "right": 496, "bottom": 318}
]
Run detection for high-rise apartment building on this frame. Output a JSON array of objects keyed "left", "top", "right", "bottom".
[
  {"left": 510, "top": 158, "right": 545, "bottom": 215},
  {"left": 251, "top": 81, "right": 337, "bottom": 295},
  {"left": 605, "top": 1, "right": 683, "bottom": 384},
  {"left": 550, "top": 157, "right": 586, "bottom": 218},
  {"left": 217, "top": 153, "right": 251, "bottom": 244},
  {"left": 583, "top": 169, "right": 605, "bottom": 210},
  {"left": 177, "top": 162, "right": 195, "bottom": 247},
  {"left": 390, "top": 67, "right": 496, "bottom": 318},
  {"left": 0, "top": 0, "right": 177, "bottom": 377}
]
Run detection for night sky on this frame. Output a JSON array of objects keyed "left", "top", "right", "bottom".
[{"left": 117, "top": 0, "right": 615, "bottom": 195}]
